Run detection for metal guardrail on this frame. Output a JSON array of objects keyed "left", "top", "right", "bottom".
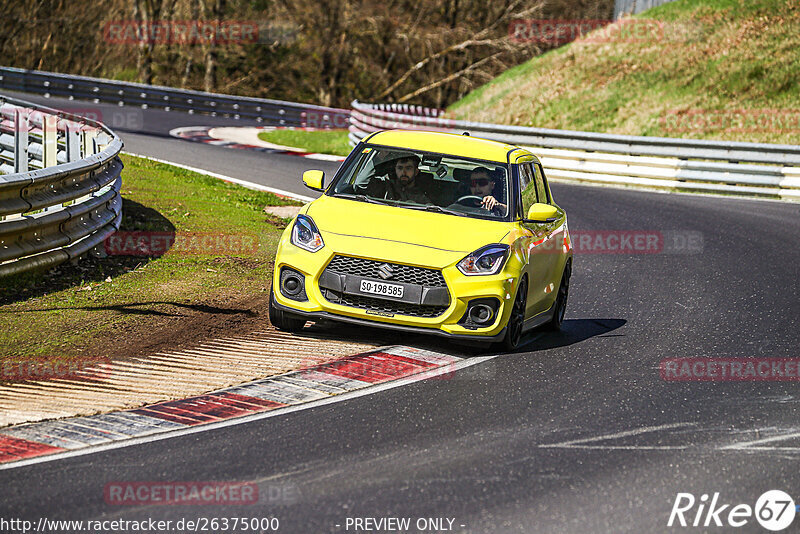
[
  {"left": 0, "top": 66, "right": 350, "bottom": 128},
  {"left": 0, "top": 94, "right": 123, "bottom": 277},
  {"left": 349, "top": 101, "right": 800, "bottom": 201}
]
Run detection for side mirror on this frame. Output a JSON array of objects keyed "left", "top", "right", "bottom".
[
  {"left": 302, "top": 170, "right": 325, "bottom": 192},
  {"left": 525, "top": 203, "right": 558, "bottom": 223}
]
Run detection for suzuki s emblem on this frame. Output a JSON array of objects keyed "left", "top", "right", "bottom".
[{"left": 377, "top": 264, "right": 394, "bottom": 280}]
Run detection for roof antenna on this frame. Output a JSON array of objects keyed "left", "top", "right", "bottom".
[{"left": 462, "top": 132, "right": 470, "bottom": 136}]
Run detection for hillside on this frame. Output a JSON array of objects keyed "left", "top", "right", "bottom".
[{"left": 448, "top": 0, "right": 800, "bottom": 145}]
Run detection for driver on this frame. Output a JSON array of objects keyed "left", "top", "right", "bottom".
[
  {"left": 469, "top": 167, "right": 507, "bottom": 214},
  {"left": 366, "top": 152, "right": 432, "bottom": 204}
]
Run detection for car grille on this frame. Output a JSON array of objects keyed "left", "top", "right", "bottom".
[
  {"left": 320, "top": 255, "right": 449, "bottom": 318},
  {"left": 321, "top": 289, "right": 449, "bottom": 318},
  {"left": 324, "top": 255, "right": 446, "bottom": 287}
]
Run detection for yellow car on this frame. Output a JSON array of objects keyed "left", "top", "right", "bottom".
[{"left": 269, "top": 130, "right": 572, "bottom": 351}]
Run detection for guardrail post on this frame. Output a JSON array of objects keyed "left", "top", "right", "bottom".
[
  {"left": 65, "top": 123, "right": 82, "bottom": 162},
  {"left": 13, "top": 108, "right": 29, "bottom": 173},
  {"left": 82, "top": 129, "right": 98, "bottom": 157},
  {"left": 42, "top": 114, "right": 57, "bottom": 168}
]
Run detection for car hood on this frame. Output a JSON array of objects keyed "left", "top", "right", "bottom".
[{"left": 306, "top": 195, "right": 510, "bottom": 253}]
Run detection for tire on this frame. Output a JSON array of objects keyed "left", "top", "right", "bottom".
[
  {"left": 500, "top": 277, "right": 528, "bottom": 352},
  {"left": 545, "top": 262, "right": 571, "bottom": 331},
  {"left": 269, "top": 286, "right": 307, "bottom": 332}
]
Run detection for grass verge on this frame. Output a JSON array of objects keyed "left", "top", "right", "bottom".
[
  {"left": 258, "top": 128, "right": 351, "bottom": 156},
  {"left": 0, "top": 154, "right": 302, "bottom": 363},
  {"left": 449, "top": 0, "right": 800, "bottom": 145}
]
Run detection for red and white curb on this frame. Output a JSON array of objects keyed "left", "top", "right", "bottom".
[
  {"left": 170, "top": 125, "right": 346, "bottom": 162},
  {"left": 0, "top": 346, "right": 488, "bottom": 469}
]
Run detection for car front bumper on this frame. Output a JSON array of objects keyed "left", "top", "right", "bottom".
[{"left": 272, "top": 229, "right": 520, "bottom": 340}]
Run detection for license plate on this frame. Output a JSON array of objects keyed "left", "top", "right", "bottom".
[{"left": 360, "top": 279, "right": 404, "bottom": 299}]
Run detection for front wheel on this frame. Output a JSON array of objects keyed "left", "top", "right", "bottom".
[
  {"left": 269, "top": 286, "right": 307, "bottom": 332},
  {"left": 545, "top": 262, "right": 571, "bottom": 331},
  {"left": 500, "top": 277, "right": 528, "bottom": 352}
]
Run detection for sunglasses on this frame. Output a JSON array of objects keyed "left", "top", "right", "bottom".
[{"left": 470, "top": 178, "right": 491, "bottom": 186}]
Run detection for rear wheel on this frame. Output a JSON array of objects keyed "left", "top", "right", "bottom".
[
  {"left": 269, "top": 286, "right": 307, "bottom": 332},
  {"left": 546, "top": 262, "right": 571, "bottom": 331},
  {"left": 500, "top": 277, "right": 527, "bottom": 352}
]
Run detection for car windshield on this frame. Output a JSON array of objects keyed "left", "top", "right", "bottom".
[{"left": 329, "top": 145, "right": 511, "bottom": 221}]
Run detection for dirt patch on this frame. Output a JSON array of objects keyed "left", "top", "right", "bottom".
[
  {"left": 264, "top": 205, "right": 302, "bottom": 219},
  {"left": 95, "top": 290, "right": 271, "bottom": 364}
]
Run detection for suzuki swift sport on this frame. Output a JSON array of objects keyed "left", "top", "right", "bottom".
[{"left": 269, "top": 130, "right": 572, "bottom": 351}]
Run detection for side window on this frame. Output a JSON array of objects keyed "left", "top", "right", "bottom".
[
  {"left": 533, "top": 163, "right": 549, "bottom": 204},
  {"left": 519, "top": 164, "right": 537, "bottom": 218}
]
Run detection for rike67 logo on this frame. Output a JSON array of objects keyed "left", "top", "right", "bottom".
[{"left": 668, "top": 490, "right": 796, "bottom": 531}]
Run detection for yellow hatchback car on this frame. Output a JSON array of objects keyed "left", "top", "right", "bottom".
[{"left": 269, "top": 130, "right": 572, "bottom": 351}]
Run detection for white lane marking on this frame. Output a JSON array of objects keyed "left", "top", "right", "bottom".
[
  {"left": 548, "top": 176, "right": 797, "bottom": 205},
  {"left": 121, "top": 152, "right": 315, "bottom": 203},
  {"left": 304, "top": 153, "right": 346, "bottom": 162},
  {"left": 720, "top": 430, "right": 800, "bottom": 451},
  {"left": 0, "top": 355, "right": 498, "bottom": 471},
  {"left": 729, "top": 447, "right": 800, "bottom": 451},
  {"left": 539, "top": 422, "right": 696, "bottom": 450}
]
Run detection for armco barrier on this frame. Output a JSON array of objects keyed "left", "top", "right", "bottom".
[
  {"left": 0, "top": 94, "right": 122, "bottom": 277},
  {"left": 349, "top": 101, "right": 800, "bottom": 201},
  {"left": 0, "top": 66, "right": 349, "bottom": 128}
]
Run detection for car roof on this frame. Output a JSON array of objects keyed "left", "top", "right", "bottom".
[{"left": 365, "top": 130, "right": 531, "bottom": 164}]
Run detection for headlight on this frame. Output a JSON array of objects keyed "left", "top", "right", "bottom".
[
  {"left": 290, "top": 214, "right": 324, "bottom": 252},
  {"left": 457, "top": 244, "right": 509, "bottom": 276}
]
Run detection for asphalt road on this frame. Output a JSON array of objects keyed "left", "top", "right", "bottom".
[{"left": 2, "top": 93, "right": 799, "bottom": 533}]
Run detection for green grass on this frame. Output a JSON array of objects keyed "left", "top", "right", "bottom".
[
  {"left": 0, "top": 154, "right": 301, "bottom": 361},
  {"left": 449, "top": 0, "right": 800, "bottom": 145},
  {"left": 258, "top": 128, "right": 352, "bottom": 156}
]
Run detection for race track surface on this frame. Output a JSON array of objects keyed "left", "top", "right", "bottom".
[{"left": 2, "top": 93, "right": 799, "bottom": 533}]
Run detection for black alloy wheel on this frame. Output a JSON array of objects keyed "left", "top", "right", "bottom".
[
  {"left": 501, "top": 277, "right": 528, "bottom": 352},
  {"left": 269, "top": 286, "right": 307, "bottom": 332},
  {"left": 546, "top": 262, "right": 571, "bottom": 331}
]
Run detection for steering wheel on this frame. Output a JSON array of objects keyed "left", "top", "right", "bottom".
[{"left": 454, "top": 195, "right": 484, "bottom": 208}]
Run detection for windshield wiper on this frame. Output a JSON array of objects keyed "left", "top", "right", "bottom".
[
  {"left": 405, "top": 204, "right": 468, "bottom": 217},
  {"left": 335, "top": 193, "right": 395, "bottom": 206}
]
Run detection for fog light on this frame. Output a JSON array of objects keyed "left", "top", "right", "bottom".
[
  {"left": 280, "top": 267, "right": 307, "bottom": 301},
  {"left": 284, "top": 278, "right": 299, "bottom": 293},
  {"left": 458, "top": 298, "right": 501, "bottom": 329},
  {"left": 469, "top": 304, "right": 494, "bottom": 325}
]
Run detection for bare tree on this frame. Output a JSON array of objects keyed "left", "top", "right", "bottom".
[
  {"left": 0, "top": 0, "right": 615, "bottom": 107},
  {"left": 202, "top": 0, "right": 226, "bottom": 92}
]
